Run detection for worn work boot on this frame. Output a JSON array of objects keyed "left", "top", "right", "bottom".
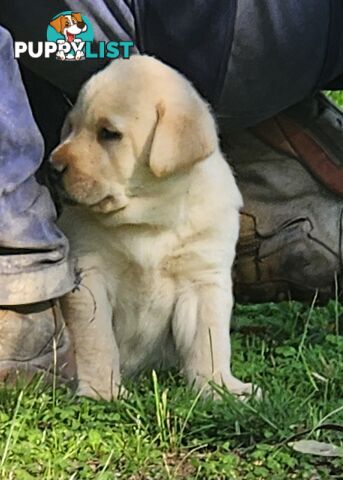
[
  {"left": 220, "top": 93, "right": 343, "bottom": 303},
  {"left": 0, "top": 300, "right": 76, "bottom": 385}
]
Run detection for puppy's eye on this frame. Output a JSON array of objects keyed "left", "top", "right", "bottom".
[{"left": 98, "top": 128, "right": 123, "bottom": 142}]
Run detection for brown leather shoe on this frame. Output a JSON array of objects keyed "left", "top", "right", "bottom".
[{"left": 0, "top": 300, "right": 76, "bottom": 385}]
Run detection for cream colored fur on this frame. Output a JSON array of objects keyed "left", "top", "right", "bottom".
[{"left": 51, "top": 55, "right": 256, "bottom": 400}]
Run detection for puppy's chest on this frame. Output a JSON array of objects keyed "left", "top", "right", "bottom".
[
  {"left": 107, "top": 235, "right": 179, "bottom": 370},
  {"left": 107, "top": 228, "right": 208, "bottom": 303},
  {"left": 108, "top": 231, "right": 179, "bottom": 313}
]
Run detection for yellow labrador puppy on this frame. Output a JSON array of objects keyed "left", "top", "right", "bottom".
[{"left": 50, "top": 55, "right": 255, "bottom": 400}]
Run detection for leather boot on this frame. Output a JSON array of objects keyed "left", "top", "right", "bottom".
[
  {"left": 0, "top": 300, "right": 76, "bottom": 385},
  {"left": 220, "top": 93, "right": 343, "bottom": 303}
]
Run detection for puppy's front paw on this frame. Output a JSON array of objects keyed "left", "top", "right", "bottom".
[
  {"left": 221, "top": 376, "right": 262, "bottom": 400},
  {"left": 190, "top": 373, "right": 261, "bottom": 401},
  {"left": 76, "top": 380, "right": 126, "bottom": 401}
]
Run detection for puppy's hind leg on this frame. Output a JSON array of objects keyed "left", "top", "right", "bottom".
[
  {"left": 60, "top": 267, "right": 122, "bottom": 401},
  {"left": 173, "top": 283, "right": 259, "bottom": 399}
]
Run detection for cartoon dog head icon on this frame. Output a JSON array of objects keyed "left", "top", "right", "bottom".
[
  {"left": 50, "top": 12, "right": 87, "bottom": 42},
  {"left": 49, "top": 12, "right": 88, "bottom": 61}
]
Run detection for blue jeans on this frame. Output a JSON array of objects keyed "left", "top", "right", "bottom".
[{"left": 0, "top": 27, "right": 74, "bottom": 304}]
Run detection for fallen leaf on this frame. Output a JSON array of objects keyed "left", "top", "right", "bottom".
[{"left": 289, "top": 440, "right": 343, "bottom": 458}]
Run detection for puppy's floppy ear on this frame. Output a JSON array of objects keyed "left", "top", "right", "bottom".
[
  {"left": 50, "top": 16, "right": 63, "bottom": 33},
  {"left": 149, "top": 91, "right": 218, "bottom": 178},
  {"left": 72, "top": 13, "right": 83, "bottom": 23},
  {"left": 60, "top": 114, "right": 72, "bottom": 141}
]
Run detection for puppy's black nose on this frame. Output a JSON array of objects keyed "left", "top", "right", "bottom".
[
  {"left": 47, "top": 163, "right": 66, "bottom": 187},
  {"left": 45, "top": 164, "right": 67, "bottom": 214},
  {"left": 77, "top": 21, "right": 85, "bottom": 29}
]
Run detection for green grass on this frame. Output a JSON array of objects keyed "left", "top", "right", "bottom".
[
  {"left": 0, "top": 301, "right": 342, "bottom": 479},
  {"left": 327, "top": 91, "right": 343, "bottom": 106},
  {"left": 1, "top": 92, "right": 342, "bottom": 479}
]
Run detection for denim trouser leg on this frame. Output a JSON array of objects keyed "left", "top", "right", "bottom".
[{"left": 0, "top": 27, "right": 74, "bottom": 305}]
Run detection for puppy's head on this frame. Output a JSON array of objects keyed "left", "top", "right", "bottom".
[{"left": 50, "top": 55, "right": 218, "bottom": 214}]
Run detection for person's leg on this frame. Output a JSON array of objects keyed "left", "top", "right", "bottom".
[
  {"left": 0, "top": 26, "right": 75, "bottom": 382},
  {"left": 216, "top": 0, "right": 333, "bottom": 128},
  {"left": 0, "top": 27, "right": 74, "bottom": 305}
]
